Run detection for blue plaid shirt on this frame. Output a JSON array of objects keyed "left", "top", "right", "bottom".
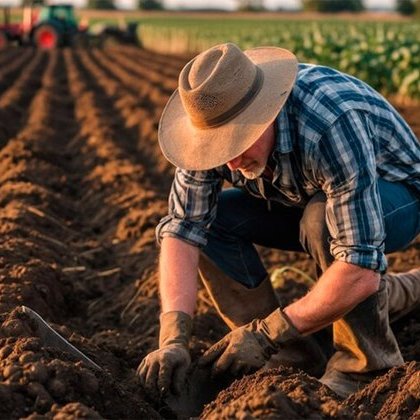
[{"left": 157, "top": 64, "right": 420, "bottom": 272}]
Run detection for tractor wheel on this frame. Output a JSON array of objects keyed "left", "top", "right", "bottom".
[
  {"left": 0, "top": 31, "right": 8, "bottom": 49},
  {"left": 34, "top": 25, "right": 60, "bottom": 49}
]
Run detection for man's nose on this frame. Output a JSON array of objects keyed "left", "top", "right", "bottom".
[{"left": 227, "top": 154, "right": 242, "bottom": 171}]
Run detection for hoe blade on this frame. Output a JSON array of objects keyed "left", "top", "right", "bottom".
[{"left": 20, "top": 305, "right": 102, "bottom": 372}]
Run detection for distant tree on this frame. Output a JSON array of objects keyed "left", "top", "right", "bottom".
[
  {"left": 21, "top": 0, "right": 43, "bottom": 5},
  {"left": 236, "top": 0, "right": 265, "bottom": 12},
  {"left": 138, "top": 0, "right": 164, "bottom": 10},
  {"left": 396, "top": 0, "right": 416, "bottom": 14},
  {"left": 87, "top": 0, "right": 115, "bottom": 9},
  {"left": 303, "top": 0, "right": 364, "bottom": 12}
]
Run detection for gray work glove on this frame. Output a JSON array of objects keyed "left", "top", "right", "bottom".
[
  {"left": 137, "top": 311, "right": 192, "bottom": 397},
  {"left": 199, "top": 308, "right": 300, "bottom": 376}
]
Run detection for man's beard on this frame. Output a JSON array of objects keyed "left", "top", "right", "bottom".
[{"left": 239, "top": 162, "right": 266, "bottom": 180}]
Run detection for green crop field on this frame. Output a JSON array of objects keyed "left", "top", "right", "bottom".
[{"left": 137, "top": 17, "right": 420, "bottom": 100}]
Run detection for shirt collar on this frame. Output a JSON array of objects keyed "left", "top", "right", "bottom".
[{"left": 274, "top": 102, "right": 294, "bottom": 155}]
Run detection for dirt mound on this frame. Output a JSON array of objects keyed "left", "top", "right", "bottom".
[
  {"left": 201, "top": 367, "right": 354, "bottom": 419},
  {"left": 345, "top": 361, "right": 420, "bottom": 419},
  {"left": 35, "top": 402, "right": 102, "bottom": 419},
  {"left": 0, "top": 309, "right": 159, "bottom": 419}
]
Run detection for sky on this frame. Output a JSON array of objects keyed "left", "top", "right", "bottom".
[{"left": 0, "top": 0, "right": 397, "bottom": 10}]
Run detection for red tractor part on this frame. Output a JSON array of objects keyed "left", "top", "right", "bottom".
[
  {"left": 34, "top": 25, "right": 59, "bottom": 49},
  {"left": 0, "top": 6, "right": 25, "bottom": 48}
]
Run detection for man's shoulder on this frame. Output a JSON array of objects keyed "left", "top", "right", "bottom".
[
  {"left": 294, "top": 63, "right": 376, "bottom": 105},
  {"left": 296, "top": 63, "right": 361, "bottom": 86},
  {"left": 290, "top": 64, "right": 385, "bottom": 132}
]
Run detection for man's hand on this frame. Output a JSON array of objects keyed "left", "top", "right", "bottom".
[
  {"left": 199, "top": 308, "right": 300, "bottom": 377},
  {"left": 137, "top": 344, "right": 190, "bottom": 396},
  {"left": 199, "top": 324, "right": 270, "bottom": 376},
  {"left": 137, "top": 311, "right": 192, "bottom": 397}
]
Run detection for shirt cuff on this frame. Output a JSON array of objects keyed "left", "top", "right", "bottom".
[
  {"left": 331, "top": 244, "right": 387, "bottom": 273},
  {"left": 155, "top": 217, "right": 208, "bottom": 248}
]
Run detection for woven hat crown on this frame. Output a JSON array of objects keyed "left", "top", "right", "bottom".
[{"left": 179, "top": 43, "right": 263, "bottom": 129}]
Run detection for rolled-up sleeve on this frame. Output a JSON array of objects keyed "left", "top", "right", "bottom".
[
  {"left": 156, "top": 168, "right": 223, "bottom": 247},
  {"left": 315, "top": 110, "right": 387, "bottom": 272}
]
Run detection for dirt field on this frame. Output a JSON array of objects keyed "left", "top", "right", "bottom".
[{"left": 0, "top": 46, "right": 418, "bottom": 419}]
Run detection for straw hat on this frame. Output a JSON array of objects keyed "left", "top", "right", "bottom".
[{"left": 158, "top": 43, "right": 298, "bottom": 171}]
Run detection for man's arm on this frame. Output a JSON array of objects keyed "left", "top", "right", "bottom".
[
  {"left": 284, "top": 110, "right": 384, "bottom": 333},
  {"left": 137, "top": 237, "right": 199, "bottom": 396},
  {"left": 138, "top": 168, "right": 222, "bottom": 396},
  {"left": 284, "top": 261, "right": 380, "bottom": 335},
  {"left": 159, "top": 236, "right": 199, "bottom": 316},
  {"left": 199, "top": 261, "right": 381, "bottom": 376}
]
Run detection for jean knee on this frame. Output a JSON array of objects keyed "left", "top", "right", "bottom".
[{"left": 299, "top": 193, "right": 328, "bottom": 251}]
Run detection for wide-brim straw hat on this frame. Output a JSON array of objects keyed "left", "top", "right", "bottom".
[{"left": 158, "top": 42, "right": 298, "bottom": 171}]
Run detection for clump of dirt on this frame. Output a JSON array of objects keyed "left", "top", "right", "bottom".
[
  {"left": 201, "top": 367, "right": 356, "bottom": 419},
  {"left": 344, "top": 361, "right": 420, "bottom": 419},
  {"left": 36, "top": 402, "right": 102, "bottom": 419},
  {"left": 0, "top": 310, "right": 159, "bottom": 419}
]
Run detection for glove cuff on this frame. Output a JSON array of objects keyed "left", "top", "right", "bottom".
[
  {"left": 256, "top": 308, "right": 301, "bottom": 349},
  {"left": 159, "top": 311, "right": 192, "bottom": 348}
]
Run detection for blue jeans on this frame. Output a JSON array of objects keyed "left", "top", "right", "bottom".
[{"left": 203, "top": 179, "right": 420, "bottom": 288}]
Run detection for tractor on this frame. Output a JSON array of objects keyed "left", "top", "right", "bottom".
[
  {"left": 0, "top": 3, "right": 85, "bottom": 49},
  {"left": 30, "top": 4, "right": 80, "bottom": 48}
]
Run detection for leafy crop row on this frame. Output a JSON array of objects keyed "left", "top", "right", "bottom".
[{"left": 138, "top": 18, "right": 420, "bottom": 99}]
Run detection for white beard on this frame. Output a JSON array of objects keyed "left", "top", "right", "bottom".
[{"left": 239, "top": 163, "right": 266, "bottom": 180}]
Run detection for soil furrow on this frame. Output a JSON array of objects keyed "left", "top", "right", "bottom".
[
  {"left": 63, "top": 48, "right": 164, "bottom": 349},
  {"left": 0, "top": 47, "right": 27, "bottom": 69},
  {"left": 0, "top": 51, "right": 49, "bottom": 148},
  {"left": 103, "top": 47, "right": 178, "bottom": 97},
  {"left": 101, "top": 48, "right": 178, "bottom": 117},
  {"left": 95, "top": 48, "right": 164, "bottom": 106},
  {"left": 89, "top": 48, "right": 175, "bottom": 180},
  {"left": 75, "top": 48, "right": 173, "bottom": 187},
  {"left": 0, "top": 48, "right": 160, "bottom": 419},
  {"left": 121, "top": 45, "right": 189, "bottom": 74},
  {"left": 0, "top": 48, "right": 35, "bottom": 94}
]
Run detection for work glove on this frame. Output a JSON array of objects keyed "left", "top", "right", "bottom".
[
  {"left": 199, "top": 308, "right": 300, "bottom": 376},
  {"left": 137, "top": 311, "right": 192, "bottom": 397}
]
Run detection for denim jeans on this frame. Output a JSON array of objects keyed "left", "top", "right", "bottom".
[{"left": 202, "top": 179, "right": 420, "bottom": 288}]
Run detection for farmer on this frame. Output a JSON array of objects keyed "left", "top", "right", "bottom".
[{"left": 137, "top": 43, "right": 420, "bottom": 398}]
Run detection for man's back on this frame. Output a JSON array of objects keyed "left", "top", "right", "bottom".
[{"left": 286, "top": 64, "right": 420, "bottom": 194}]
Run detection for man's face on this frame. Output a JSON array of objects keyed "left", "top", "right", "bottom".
[{"left": 226, "top": 121, "right": 275, "bottom": 180}]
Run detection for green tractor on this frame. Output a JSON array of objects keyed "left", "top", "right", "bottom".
[
  {"left": 0, "top": 2, "right": 84, "bottom": 49},
  {"left": 0, "top": 2, "right": 135, "bottom": 49},
  {"left": 30, "top": 4, "right": 81, "bottom": 48}
]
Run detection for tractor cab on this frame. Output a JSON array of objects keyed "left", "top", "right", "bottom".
[{"left": 37, "top": 4, "right": 77, "bottom": 27}]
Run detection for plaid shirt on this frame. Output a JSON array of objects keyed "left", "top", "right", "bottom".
[{"left": 156, "top": 64, "right": 420, "bottom": 272}]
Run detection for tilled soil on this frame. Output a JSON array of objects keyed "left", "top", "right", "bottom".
[{"left": 0, "top": 46, "right": 418, "bottom": 419}]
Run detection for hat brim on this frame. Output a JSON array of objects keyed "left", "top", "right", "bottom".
[{"left": 158, "top": 46, "right": 298, "bottom": 171}]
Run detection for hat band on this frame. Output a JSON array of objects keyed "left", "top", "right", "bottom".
[{"left": 191, "top": 67, "right": 264, "bottom": 129}]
